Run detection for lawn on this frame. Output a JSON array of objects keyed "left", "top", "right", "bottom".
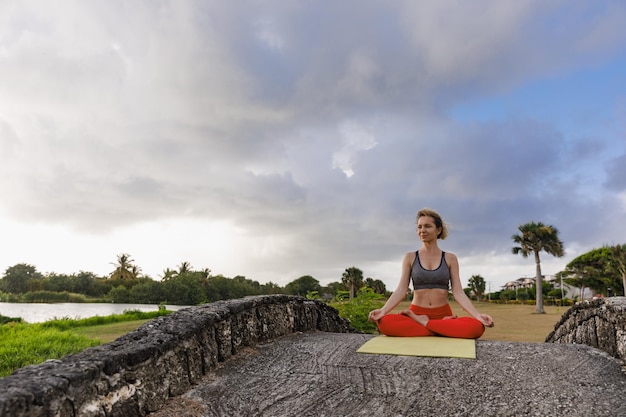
[
  {"left": 78, "top": 302, "right": 567, "bottom": 344},
  {"left": 73, "top": 320, "right": 150, "bottom": 344},
  {"left": 0, "top": 311, "right": 166, "bottom": 377},
  {"left": 391, "top": 301, "right": 566, "bottom": 343}
]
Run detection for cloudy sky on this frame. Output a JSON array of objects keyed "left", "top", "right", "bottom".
[{"left": 1, "top": 1, "right": 625, "bottom": 292}]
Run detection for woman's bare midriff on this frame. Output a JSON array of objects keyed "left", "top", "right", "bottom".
[{"left": 411, "top": 288, "right": 449, "bottom": 308}]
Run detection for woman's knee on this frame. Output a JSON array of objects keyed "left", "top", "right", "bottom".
[
  {"left": 458, "top": 317, "right": 485, "bottom": 338},
  {"left": 377, "top": 315, "right": 433, "bottom": 337}
]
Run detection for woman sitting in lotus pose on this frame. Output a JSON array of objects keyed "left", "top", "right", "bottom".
[{"left": 368, "top": 208, "right": 494, "bottom": 338}]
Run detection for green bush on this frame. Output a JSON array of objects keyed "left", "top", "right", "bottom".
[
  {"left": 0, "top": 314, "right": 23, "bottom": 325},
  {"left": 329, "top": 287, "right": 384, "bottom": 333}
]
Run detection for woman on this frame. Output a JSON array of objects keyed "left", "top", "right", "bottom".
[{"left": 368, "top": 208, "right": 494, "bottom": 338}]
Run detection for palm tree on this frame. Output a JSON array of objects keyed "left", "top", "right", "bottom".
[
  {"left": 160, "top": 268, "right": 177, "bottom": 281},
  {"left": 178, "top": 261, "right": 192, "bottom": 275},
  {"left": 110, "top": 253, "right": 136, "bottom": 280},
  {"left": 130, "top": 265, "right": 142, "bottom": 279},
  {"left": 512, "top": 222, "right": 564, "bottom": 313},
  {"left": 468, "top": 274, "right": 486, "bottom": 302},
  {"left": 341, "top": 267, "right": 364, "bottom": 300}
]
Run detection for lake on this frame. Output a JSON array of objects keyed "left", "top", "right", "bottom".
[{"left": 0, "top": 302, "right": 191, "bottom": 323}]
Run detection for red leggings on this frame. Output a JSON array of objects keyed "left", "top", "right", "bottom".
[{"left": 376, "top": 304, "right": 485, "bottom": 339}]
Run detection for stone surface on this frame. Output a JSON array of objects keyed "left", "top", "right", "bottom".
[
  {"left": 150, "top": 332, "right": 626, "bottom": 417},
  {"left": 3, "top": 296, "right": 626, "bottom": 416},
  {"left": 546, "top": 297, "right": 626, "bottom": 363},
  {"left": 0, "top": 295, "right": 353, "bottom": 417}
]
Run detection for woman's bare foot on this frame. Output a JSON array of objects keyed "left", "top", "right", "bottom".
[
  {"left": 400, "top": 309, "right": 429, "bottom": 326},
  {"left": 442, "top": 315, "right": 458, "bottom": 320}
]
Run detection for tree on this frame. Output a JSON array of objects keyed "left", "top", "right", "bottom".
[
  {"left": 562, "top": 245, "right": 625, "bottom": 297},
  {"left": 467, "top": 274, "right": 486, "bottom": 302},
  {"left": 341, "top": 267, "right": 364, "bottom": 300},
  {"left": 512, "top": 222, "right": 564, "bottom": 313},
  {"left": 42, "top": 273, "right": 74, "bottom": 293},
  {"left": 110, "top": 253, "right": 136, "bottom": 281},
  {"left": 261, "top": 281, "right": 283, "bottom": 294},
  {"left": 323, "top": 281, "right": 345, "bottom": 298},
  {"left": 0, "top": 263, "right": 43, "bottom": 294},
  {"left": 160, "top": 268, "right": 177, "bottom": 281},
  {"left": 177, "top": 261, "right": 192, "bottom": 275},
  {"left": 161, "top": 273, "right": 206, "bottom": 305},
  {"left": 73, "top": 271, "right": 98, "bottom": 295},
  {"left": 285, "top": 275, "right": 321, "bottom": 296},
  {"left": 128, "top": 280, "right": 164, "bottom": 304},
  {"left": 364, "top": 278, "right": 387, "bottom": 295},
  {"left": 610, "top": 244, "right": 626, "bottom": 295}
]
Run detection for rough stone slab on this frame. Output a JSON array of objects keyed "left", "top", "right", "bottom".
[
  {"left": 150, "top": 332, "right": 626, "bottom": 417},
  {"left": 546, "top": 297, "right": 626, "bottom": 363},
  {"left": 0, "top": 295, "right": 354, "bottom": 417}
]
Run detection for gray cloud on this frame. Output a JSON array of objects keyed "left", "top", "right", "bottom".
[
  {"left": 605, "top": 154, "right": 626, "bottom": 191},
  {"left": 0, "top": 1, "right": 625, "bottom": 287}
]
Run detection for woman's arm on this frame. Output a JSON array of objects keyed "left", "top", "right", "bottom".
[
  {"left": 368, "top": 252, "right": 413, "bottom": 321},
  {"left": 447, "top": 252, "right": 494, "bottom": 327}
]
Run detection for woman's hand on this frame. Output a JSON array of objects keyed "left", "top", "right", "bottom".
[
  {"left": 477, "top": 313, "right": 494, "bottom": 328},
  {"left": 368, "top": 309, "right": 385, "bottom": 322}
]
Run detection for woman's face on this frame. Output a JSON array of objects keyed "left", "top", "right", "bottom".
[{"left": 417, "top": 216, "right": 441, "bottom": 242}]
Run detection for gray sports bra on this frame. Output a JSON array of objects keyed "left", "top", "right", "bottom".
[{"left": 411, "top": 251, "right": 450, "bottom": 290}]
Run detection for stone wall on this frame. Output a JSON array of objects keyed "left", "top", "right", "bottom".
[
  {"left": 546, "top": 296, "right": 626, "bottom": 363},
  {"left": 0, "top": 295, "right": 354, "bottom": 417}
]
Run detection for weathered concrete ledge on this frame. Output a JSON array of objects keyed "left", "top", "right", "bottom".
[
  {"left": 148, "top": 333, "right": 626, "bottom": 417},
  {"left": 0, "top": 295, "right": 354, "bottom": 417},
  {"left": 546, "top": 296, "right": 626, "bottom": 363}
]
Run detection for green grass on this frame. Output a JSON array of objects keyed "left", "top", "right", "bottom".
[
  {"left": 391, "top": 301, "right": 566, "bottom": 343},
  {"left": 0, "top": 322, "right": 99, "bottom": 377},
  {"left": 0, "top": 310, "right": 170, "bottom": 378},
  {"left": 40, "top": 309, "right": 170, "bottom": 331},
  {"left": 74, "top": 320, "right": 149, "bottom": 344}
]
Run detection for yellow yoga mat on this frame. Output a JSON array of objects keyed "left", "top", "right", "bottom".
[{"left": 357, "top": 335, "right": 476, "bottom": 359}]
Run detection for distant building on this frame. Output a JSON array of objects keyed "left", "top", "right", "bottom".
[
  {"left": 502, "top": 277, "right": 535, "bottom": 291},
  {"left": 502, "top": 275, "right": 593, "bottom": 300},
  {"left": 545, "top": 275, "right": 593, "bottom": 300}
]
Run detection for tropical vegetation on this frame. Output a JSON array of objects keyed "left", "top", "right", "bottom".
[
  {"left": 0, "top": 258, "right": 389, "bottom": 306},
  {"left": 561, "top": 244, "right": 626, "bottom": 298},
  {"left": 511, "top": 221, "right": 565, "bottom": 313},
  {"left": 1, "top": 236, "right": 625, "bottom": 313}
]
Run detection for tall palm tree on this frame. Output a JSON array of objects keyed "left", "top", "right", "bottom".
[
  {"left": 110, "top": 253, "right": 136, "bottom": 280},
  {"left": 342, "top": 267, "right": 364, "bottom": 300},
  {"left": 178, "top": 261, "right": 192, "bottom": 275},
  {"left": 468, "top": 274, "right": 486, "bottom": 302},
  {"left": 130, "top": 265, "right": 142, "bottom": 280},
  {"left": 512, "top": 222, "right": 564, "bottom": 313},
  {"left": 160, "top": 268, "right": 177, "bottom": 281}
]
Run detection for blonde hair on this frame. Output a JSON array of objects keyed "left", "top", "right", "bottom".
[{"left": 416, "top": 208, "right": 448, "bottom": 240}]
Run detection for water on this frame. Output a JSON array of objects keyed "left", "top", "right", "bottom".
[{"left": 0, "top": 302, "right": 191, "bottom": 323}]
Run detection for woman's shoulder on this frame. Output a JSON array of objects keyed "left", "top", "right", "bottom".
[
  {"left": 403, "top": 251, "right": 418, "bottom": 263},
  {"left": 443, "top": 251, "right": 458, "bottom": 262}
]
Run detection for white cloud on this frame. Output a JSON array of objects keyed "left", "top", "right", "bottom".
[
  {"left": 0, "top": 1, "right": 625, "bottom": 291},
  {"left": 332, "top": 120, "right": 378, "bottom": 177}
]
